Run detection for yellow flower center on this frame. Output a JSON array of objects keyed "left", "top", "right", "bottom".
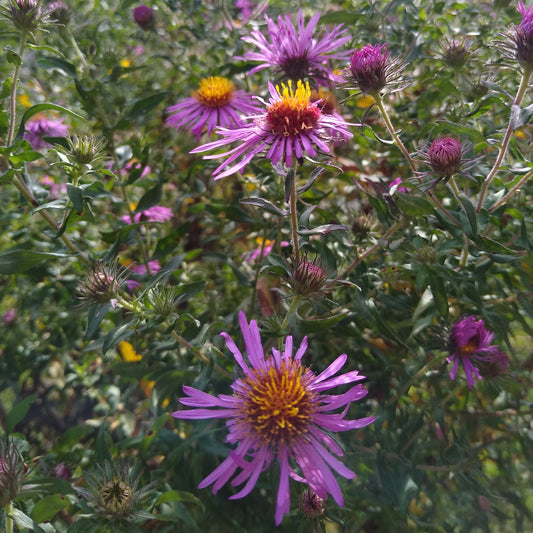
[
  {"left": 459, "top": 336, "right": 480, "bottom": 356},
  {"left": 238, "top": 359, "right": 316, "bottom": 447},
  {"left": 266, "top": 80, "right": 321, "bottom": 137},
  {"left": 193, "top": 76, "right": 235, "bottom": 108}
]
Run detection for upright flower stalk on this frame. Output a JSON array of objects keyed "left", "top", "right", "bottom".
[
  {"left": 476, "top": 66, "right": 532, "bottom": 212},
  {"left": 289, "top": 163, "right": 300, "bottom": 261}
]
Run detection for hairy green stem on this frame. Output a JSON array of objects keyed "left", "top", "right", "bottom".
[
  {"left": 5, "top": 501, "right": 14, "bottom": 533},
  {"left": 342, "top": 219, "right": 404, "bottom": 277},
  {"left": 476, "top": 67, "right": 532, "bottom": 212},
  {"left": 373, "top": 93, "right": 416, "bottom": 173},
  {"left": 12, "top": 175, "right": 92, "bottom": 266},
  {"left": 6, "top": 29, "right": 29, "bottom": 146},
  {"left": 488, "top": 168, "right": 533, "bottom": 212},
  {"left": 289, "top": 164, "right": 300, "bottom": 261}
]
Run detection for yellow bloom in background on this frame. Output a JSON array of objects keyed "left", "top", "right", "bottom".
[
  {"left": 356, "top": 94, "right": 376, "bottom": 108},
  {"left": 18, "top": 94, "right": 31, "bottom": 107},
  {"left": 120, "top": 58, "right": 131, "bottom": 68},
  {"left": 117, "top": 340, "right": 142, "bottom": 362}
]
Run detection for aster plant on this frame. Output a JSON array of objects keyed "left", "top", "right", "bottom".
[
  {"left": 240, "top": 10, "right": 351, "bottom": 84},
  {"left": 173, "top": 311, "right": 375, "bottom": 525}
]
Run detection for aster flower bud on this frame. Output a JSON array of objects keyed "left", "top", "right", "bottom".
[
  {"left": 440, "top": 38, "right": 471, "bottom": 68},
  {"left": 349, "top": 44, "right": 388, "bottom": 94},
  {"left": 2, "top": 0, "right": 40, "bottom": 32},
  {"left": 300, "top": 489, "right": 326, "bottom": 518},
  {"left": 54, "top": 135, "right": 108, "bottom": 167},
  {"left": 47, "top": 0, "right": 69, "bottom": 25},
  {"left": 132, "top": 4, "right": 155, "bottom": 30},
  {"left": 515, "top": 2, "right": 533, "bottom": 68},
  {"left": 287, "top": 255, "right": 331, "bottom": 298}
]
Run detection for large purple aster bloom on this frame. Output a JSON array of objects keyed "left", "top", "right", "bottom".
[
  {"left": 173, "top": 311, "right": 374, "bottom": 525},
  {"left": 190, "top": 79, "right": 353, "bottom": 179},
  {"left": 447, "top": 315, "right": 508, "bottom": 389},
  {"left": 240, "top": 10, "right": 351, "bottom": 84},
  {"left": 24, "top": 117, "right": 68, "bottom": 150},
  {"left": 166, "top": 76, "right": 261, "bottom": 141}
]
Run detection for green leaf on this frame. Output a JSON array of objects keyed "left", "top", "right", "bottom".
[
  {"left": 95, "top": 420, "right": 113, "bottom": 463},
  {"left": 102, "top": 322, "right": 135, "bottom": 354},
  {"left": 67, "top": 184, "right": 84, "bottom": 213},
  {"left": 121, "top": 91, "right": 171, "bottom": 123},
  {"left": 6, "top": 394, "right": 35, "bottom": 432},
  {"left": 394, "top": 192, "right": 435, "bottom": 216},
  {"left": 31, "top": 495, "right": 69, "bottom": 523},
  {"left": 240, "top": 197, "right": 287, "bottom": 216},
  {"left": 360, "top": 124, "right": 396, "bottom": 145},
  {"left": 84, "top": 304, "right": 111, "bottom": 341},
  {"left": 134, "top": 182, "right": 162, "bottom": 213},
  {"left": 297, "top": 224, "right": 349, "bottom": 235},
  {"left": 156, "top": 489, "right": 203, "bottom": 506},
  {"left": 298, "top": 309, "right": 349, "bottom": 333},
  {"left": 1, "top": 78, "right": 11, "bottom": 99},
  {"left": 37, "top": 56, "right": 77, "bottom": 77},
  {"left": 27, "top": 43, "right": 64, "bottom": 57},
  {"left": 8, "top": 508, "right": 45, "bottom": 532},
  {"left": 433, "top": 121, "right": 486, "bottom": 144},
  {"left": 458, "top": 193, "right": 478, "bottom": 237},
  {"left": 14, "top": 103, "right": 85, "bottom": 144},
  {"left": 0, "top": 248, "right": 70, "bottom": 274}
]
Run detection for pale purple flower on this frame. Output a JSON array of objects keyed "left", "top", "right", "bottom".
[
  {"left": 121, "top": 205, "right": 173, "bottom": 224},
  {"left": 447, "top": 315, "right": 508, "bottom": 389},
  {"left": 166, "top": 76, "right": 261, "bottom": 141},
  {"left": 120, "top": 159, "right": 151, "bottom": 179},
  {"left": 190, "top": 79, "right": 353, "bottom": 179},
  {"left": 41, "top": 175, "right": 66, "bottom": 200},
  {"left": 173, "top": 311, "right": 374, "bottom": 525},
  {"left": 388, "top": 177, "right": 409, "bottom": 193},
  {"left": 240, "top": 10, "right": 351, "bottom": 84},
  {"left": 234, "top": 0, "right": 265, "bottom": 22},
  {"left": 2, "top": 309, "right": 16, "bottom": 324},
  {"left": 24, "top": 117, "right": 68, "bottom": 149}
]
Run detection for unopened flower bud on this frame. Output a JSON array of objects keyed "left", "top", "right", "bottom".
[
  {"left": 133, "top": 4, "right": 155, "bottom": 30},
  {"left": 5, "top": 0, "right": 40, "bottom": 31},
  {"left": 427, "top": 135, "right": 464, "bottom": 178},
  {"left": 441, "top": 39, "right": 470, "bottom": 68},
  {"left": 47, "top": 1, "right": 69, "bottom": 25},
  {"left": 300, "top": 489, "right": 325, "bottom": 518},
  {"left": 515, "top": 2, "right": 533, "bottom": 68},
  {"left": 349, "top": 44, "right": 388, "bottom": 94}
]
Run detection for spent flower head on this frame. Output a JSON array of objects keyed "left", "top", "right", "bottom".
[
  {"left": 190, "top": 79, "right": 353, "bottom": 179},
  {"left": 173, "top": 311, "right": 374, "bottom": 525},
  {"left": 77, "top": 462, "right": 153, "bottom": 526},
  {"left": 1, "top": 0, "right": 46, "bottom": 34},
  {"left": 300, "top": 489, "right": 326, "bottom": 518},
  {"left": 0, "top": 436, "right": 28, "bottom": 508},
  {"left": 77, "top": 261, "right": 130, "bottom": 308},
  {"left": 239, "top": 10, "right": 351, "bottom": 85},
  {"left": 440, "top": 38, "right": 471, "bottom": 68},
  {"left": 285, "top": 255, "right": 333, "bottom": 299},
  {"left": 447, "top": 315, "right": 508, "bottom": 389},
  {"left": 166, "top": 76, "right": 261, "bottom": 141}
]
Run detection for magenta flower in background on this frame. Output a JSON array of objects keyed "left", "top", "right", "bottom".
[
  {"left": 126, "top": 259, "right": 162, "bottom": 291},
  {"left": 240, "top": 10, "right": 351, "bottom": 84},
  {"left": 24, "top": 117, "right": 68, "bottom": 150},
  {"left": 244, "top": 238, "right": 289, "bottom": 263},
  {"left": 133, "top": 4, "right": 155, "bottom": 30},
  {"left": 447, "top": 315, "right": 508, "bottom": 389},
  {"left": 173, "top": 311, "right": 374, "bottom": 525},
  {"left": 234, "top": 0, "right": 266, "bottom": 22},
  {"left": 122, "top": 205, "right": 173, "bottom": 224},
  {"left": 41, "top": 175, "right": 66, "bottom": 200},
  {"left": 166, "top": 77, "right": 261, "bottom": 141},
  {"left": 190, "top": 80, "right": 353, "bottom": 179},
  {"left": 120, "top": 159, "right": 151, "bottom": 179}
]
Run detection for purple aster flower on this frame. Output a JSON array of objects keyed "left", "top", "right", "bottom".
[
  {"left": 132, "top": 4, "right": 154, "bottom": 30},
  {"left": 166, "top": 77, "right": 261, "bottom": 141},
  {"left": 244, "top": 238, "right": 289, "bottom": 263},
  {"left": 126, "top": 259, "right": 162, "bottom": 291},
  {"left": 122, "top": 205, "right": 173, "bottom": 224},
  {"left": 173, "top": 311, "right": 375, "bottom": 525},
  {"left": 239, "top": 10, "right": 351, "bottom": 84},
  {"left": 234, "top": 0, "right": 265, "bottom": 23},
  {"left": 190, "top": 79, "right": 353, "bottom": 179},
  {"left": 447, "top": 315, "right": 508, "bottom": 389},
  {"left": 24, "top": 117, "right": 68, "bottom": 150}
]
